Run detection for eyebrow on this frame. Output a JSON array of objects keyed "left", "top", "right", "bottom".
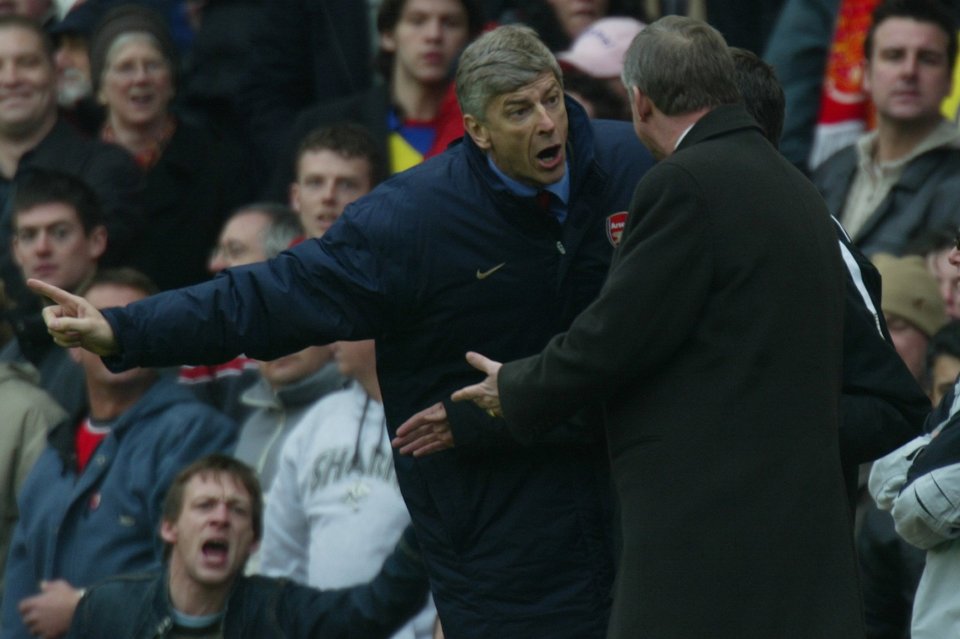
[
  {"left": 502, "top": 97, "right": 532, "bottom": 108},
  {"left": 16, "top": 220, "right": 78, "bottom": 230}
]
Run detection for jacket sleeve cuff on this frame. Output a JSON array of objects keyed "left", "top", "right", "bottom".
[
  {"left": 101, "top": 307, "right": 140, "bottom": 373},
  {"left": 892, "top": 462, "right": 960, "bottom": 549},
  {"left": 442, "top": 397, "right": 519, "bottom": 449},
  {"left": 868, "top": 435, "right": 930, "bottom": 510}
]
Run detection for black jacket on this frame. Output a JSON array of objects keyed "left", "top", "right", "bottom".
[
  {"left": 832, "top": 221, "right": 929, "bottom": 501},
  {"left": 0, "top": 118, "right": 142, "bottom": 306},
  {"left": 68, "top": 526, "right": 428, "bottom": 639},
  {"left": 127, "top": 120, "right": 256, "bottom": 291},
  {"left": 241, "top": 0, "right": 372, "bottom": 169},
  {"left": 499, "top": 105, "right": 865, "bottom": 638}
]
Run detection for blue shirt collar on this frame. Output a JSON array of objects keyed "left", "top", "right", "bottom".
[{"left": 486, "top": 155, "right": 570, "bottom": 205}]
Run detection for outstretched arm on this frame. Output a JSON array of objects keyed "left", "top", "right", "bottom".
[{"left": 27, "top": 279, "right": 118, "bottom": 356}]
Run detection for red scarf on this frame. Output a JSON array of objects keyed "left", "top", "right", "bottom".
[{"left": 101, "top": 116, "right": 177, "bottom": 170}]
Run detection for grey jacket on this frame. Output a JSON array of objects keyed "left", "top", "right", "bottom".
[
  {"left": 814, "top": 143, "right": 960, "bottom": 256},
  {"left": 232, "top": 362, "right": 346, "bottom": 492}
]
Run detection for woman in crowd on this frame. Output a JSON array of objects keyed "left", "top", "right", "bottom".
[{"left": 91, "top": 4, "right": 255, "bottom": 290}]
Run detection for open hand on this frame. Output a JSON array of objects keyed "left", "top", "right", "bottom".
[
  {"left": 392, "top": 402, "right": 455, "bottom": 457},
  {"left": 450, "top": 352, "right": 503, "bottom": 416}
]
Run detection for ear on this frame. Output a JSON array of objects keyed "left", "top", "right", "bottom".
[
  {"left": 11, "top": 236, "right": 22, "bottom": 268},
  {"left": 289, "top": 182, "right": 301, "bottom": 211},
  {"left": 160, "top": 519, "right": 178, "bottom": 545},
  {"left": 463, "top": 114, "right": 491, "bottom": 151},
  {"left": 87, "top": 225, "right": 107, "bottom": 261},
  {"left": 861, "top": 59, "right": 872, "bottom": 96},
  {"left": 380, "top": 30, "right": 397, "bottom": 54},
  {"left": 631, "top": 86, "right": 653, "bottom": 122},
  {"left": 943, "top": 63, "right": 955, "bottom": 102}
]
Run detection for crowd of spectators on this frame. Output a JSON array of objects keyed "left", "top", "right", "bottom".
[{"left": 1, "top": 0, "right": 960, "bottom": 638}]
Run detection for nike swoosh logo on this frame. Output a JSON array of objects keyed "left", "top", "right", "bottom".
[{"left": 476, "top": 263, "right": 506, "bottom": 280}]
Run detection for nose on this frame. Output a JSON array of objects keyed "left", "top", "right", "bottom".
[
  {"left": 208, "top": 251, "right": 227, "bottom": 274},
  {"left": 536, "top": 104, "right": 557, "bottom": 134},
  {"left": 209, "top": 501, "right": 230, "bottom": 524},
  {"left": 0, "top": 61, "right": 19, "bottom": 85},
  {"left": 132, "top": 63, "right": 151, "bottom": 82},
  {"left": 319, "top": 181, "right": 337, "bottom": 203},
  {"left": 424, "top": 18, "right": 442, "bottom": 41},
  {"left": 948, "top": 247, "right": 960, "bottom": 269},
  {"left": 34, "top": 231, "right": 53, "bottom": 254},
  {"left": 900, "top": 52, "right": 920, "bottom": 76},
  {"left": 53, "top": 48, "right": 68, "bottom": 71}
]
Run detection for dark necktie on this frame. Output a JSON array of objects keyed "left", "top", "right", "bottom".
[{"left": 536, "top": 190, "right": 554, "bottom": 219}]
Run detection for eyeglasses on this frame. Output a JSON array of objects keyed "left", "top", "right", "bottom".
[{"left": 106, "top": 59, "right": 169, "bottom": 81}]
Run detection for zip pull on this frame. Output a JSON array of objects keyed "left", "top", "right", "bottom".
[
  {"left": 556, "top": 241, "right": 566, "bottom": 255},
  {"left": 157, "top": 617, "right": 173, "bottom": 635}
]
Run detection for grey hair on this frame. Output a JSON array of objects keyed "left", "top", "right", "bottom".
[
  {"left": 621, "top": 16, "right": 740, "bottom": 116},
  {"left": 230, "top": 202, "right": 304, "bottom": 259},
  {"left": 455, "top": 25, "right": 562, "bottom": 120},
  {"left": 103, "top": 32, "right": 169, "bottom": 73}
]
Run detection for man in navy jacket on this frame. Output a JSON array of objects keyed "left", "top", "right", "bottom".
[{"left": 30, "top": 26, "right": 654, "bottom": 639}]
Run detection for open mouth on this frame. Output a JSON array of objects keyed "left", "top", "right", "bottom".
[
  {"left": 202, "top": 540, "right": 229, "bottom": 562},
  {"left": 128, "top": 94, "right": 155, "bottom": 107},
  {"left": 537, "top": 144, "right": 563, "bottom": 170}
]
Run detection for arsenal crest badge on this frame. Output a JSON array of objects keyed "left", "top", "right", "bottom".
[{"left": 606, "top": 212, "right": 628, "bottom": 247}]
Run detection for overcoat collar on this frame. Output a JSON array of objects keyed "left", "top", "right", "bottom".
[{"left": 676, "top": 104, "right": 762, "bottom": 153}]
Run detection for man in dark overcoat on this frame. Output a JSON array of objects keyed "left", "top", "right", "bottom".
[{"left": 444, "top": 16, "right": 865, "bottom": 639}]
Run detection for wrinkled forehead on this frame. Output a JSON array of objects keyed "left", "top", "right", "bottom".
[
  {"left": 488, "top": 72, "right": 563, "bottom": 113},
  {"left": 185, "top": 471, "right": 253, "bottom": 504},
  {"left": 104, "top": 32, "right": 167, "bottom": 67}
]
